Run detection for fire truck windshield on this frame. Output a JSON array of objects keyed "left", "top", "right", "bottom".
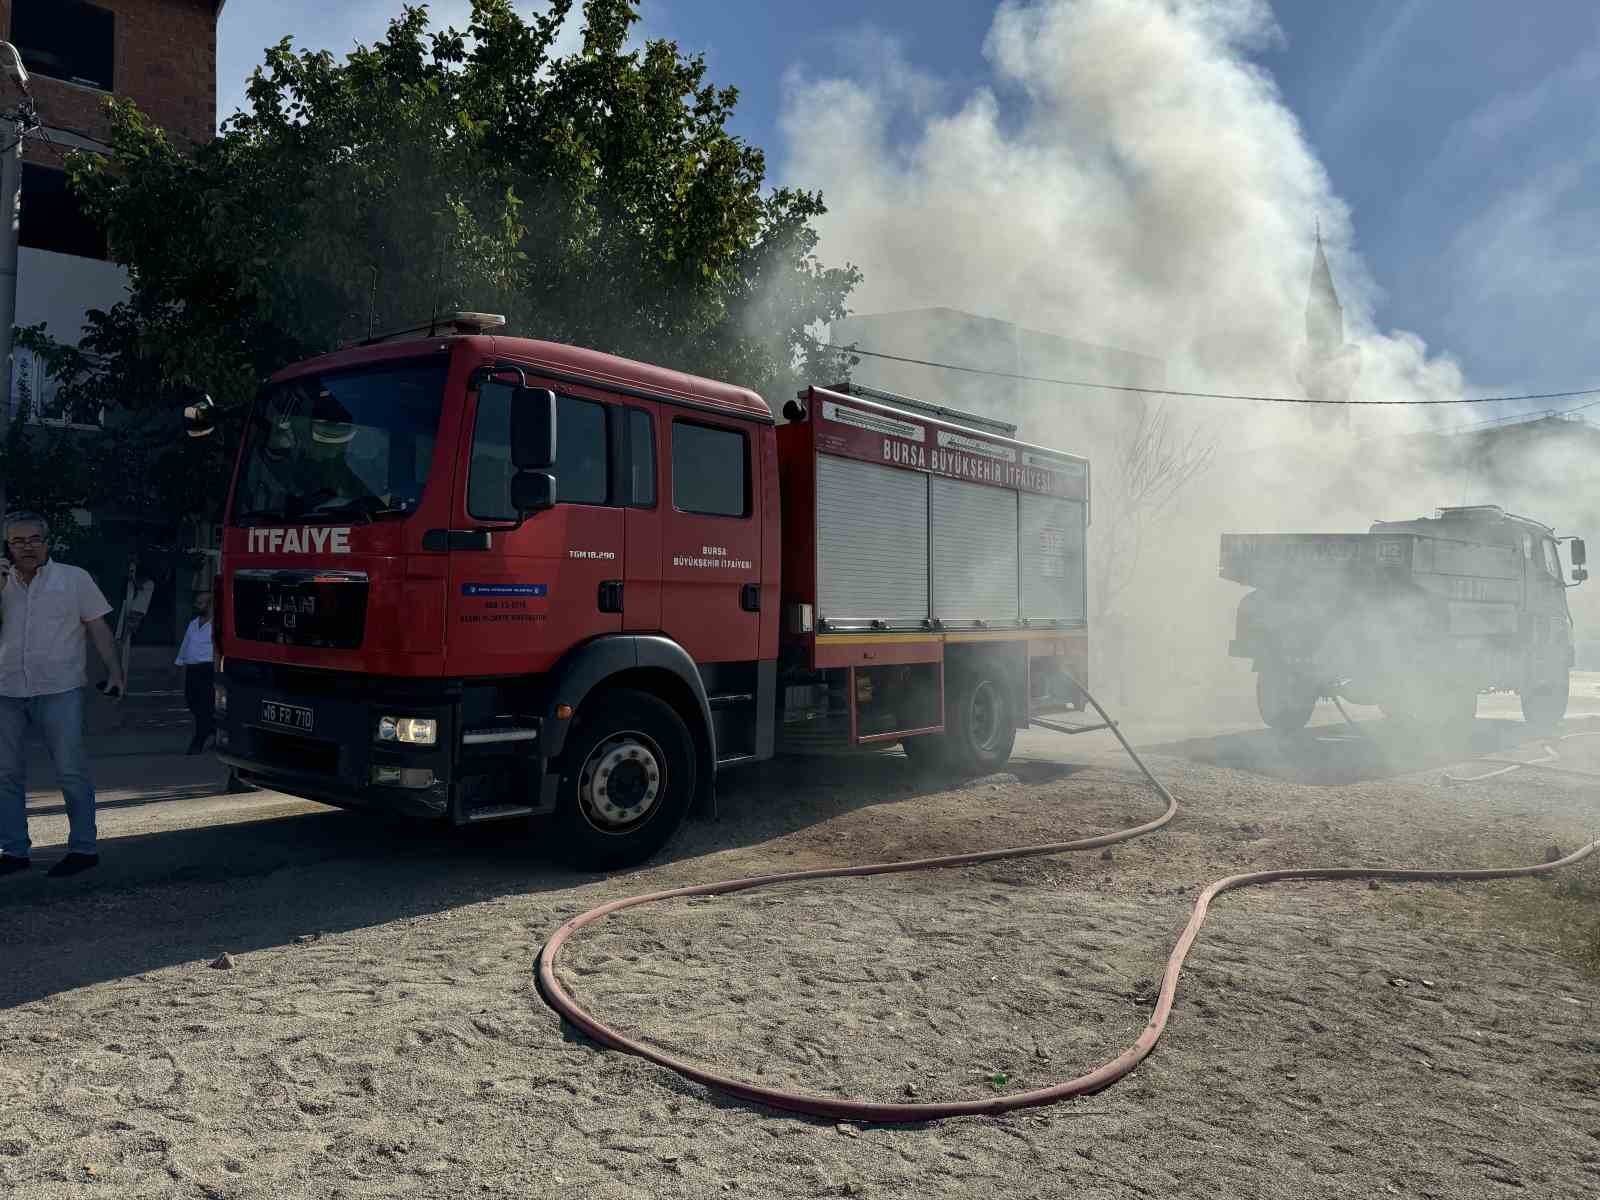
[{"left": 231, "top": 357, "right": 448, "bottom": 527}]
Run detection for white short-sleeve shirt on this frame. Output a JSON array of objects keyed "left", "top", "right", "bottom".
[
  {"left": 0, "top": 560, "right": 114, "bottom": 698},
  {"left": 174, "top": 617, "right": 214, "bottom": 667}
]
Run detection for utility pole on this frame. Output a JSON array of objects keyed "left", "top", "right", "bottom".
[{"left": 0, "top": 41, "right": 35, "bottom": 519}]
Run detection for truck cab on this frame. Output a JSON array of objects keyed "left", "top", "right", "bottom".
[{"left": 208, "top": 315, "right": 779, "bottom": 868}]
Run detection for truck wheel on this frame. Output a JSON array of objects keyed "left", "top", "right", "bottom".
[
  {"left": 945, "top": 670, "right": 1017, "bottom": 775},
  {"left": 1257, "top": 667, "right": 1316, "bottom": 732},
  {"left": 553, "top": 690, "right": 696, "bottom": 871},
  {"left": 1521, "top": 674, "right": 1569, "bottom": 731}
]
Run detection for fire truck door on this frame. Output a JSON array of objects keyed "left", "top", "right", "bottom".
[
  {"left": 448, "top": 383, "right": 623, "bottom": 677},
  {"left": 659, "top": 415, "right": 761, "bottom": 664}
]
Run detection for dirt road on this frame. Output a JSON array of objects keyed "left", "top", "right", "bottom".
[{"left": 2, "top": 696, "right": 1597, "bottom": 1198}]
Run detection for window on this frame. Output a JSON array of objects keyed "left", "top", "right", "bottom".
[
  {"left": 468, "top": 383, "right": 517, "bottom": 521},
  {"left": 556, "top": 395, "right": 608, "bottom": 505},
  {"left": 627, "top": 409, "right": 656, "bottom": 506},
  {"left": 469, "top": 386, "right": 608, "bottom": 520},
  {"left": 233, "top": 359, "right": 446, "bottom": 525},
  {"left": 1542, "top": 539, "right": 1562, "bottom": 580},
  {"left": 13, "top": 0, "right": 115, "bottom": 92},
  {"left": 19, "top": 166, "right": 108, "bottom": 260},
  {"left": 672, "top": 421, "right": 748, "bottom": 517}
]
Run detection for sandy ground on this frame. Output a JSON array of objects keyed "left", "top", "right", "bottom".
[{"left": 2, "top": 686, "right": 1599, "bottom": 1199}]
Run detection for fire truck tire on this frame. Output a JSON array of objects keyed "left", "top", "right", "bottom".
[
  {"left": 1256, "top": 666, "right": 1315, "bottom": 732},
  {"left": 1521, "top": 674, "right": 1569, "bottom": 731},
  {"left": 552, "top": 689, "right": 697, "bottom": 871},
  {"left": 944, "top": 669, "right": 1017, "bottom": 774}
]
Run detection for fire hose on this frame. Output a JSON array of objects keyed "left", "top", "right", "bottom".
[{"left": 536, "top": 679, "right": 1600, "bottom": 1124}]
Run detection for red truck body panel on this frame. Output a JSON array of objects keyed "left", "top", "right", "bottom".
[{"left": 775, "top": 386, "right": 1091, "bottom": 687}]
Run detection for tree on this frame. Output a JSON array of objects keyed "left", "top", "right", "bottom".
[
  {"left": 10, "top": 0, "right": 860, "bottom": 528},
  {"left": 1088, "top": 401, "right": 1217, "bottom": 703}
]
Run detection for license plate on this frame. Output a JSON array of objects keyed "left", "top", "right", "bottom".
[{"left": 261, "top": 700, "right": 314, "bottom": 733}]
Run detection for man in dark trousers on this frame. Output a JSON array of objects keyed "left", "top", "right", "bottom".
[{"left": 174, "top": 589, "right": 216, "bottom": 754}]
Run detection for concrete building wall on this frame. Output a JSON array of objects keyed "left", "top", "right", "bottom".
[
  {"left": 830, "top": 306, "right": 1164, "bottom": 452},
  {"left": 14, "top": 248, "right": 129, "bottom": 383}
]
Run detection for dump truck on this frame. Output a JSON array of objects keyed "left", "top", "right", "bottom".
[
  {"left": 185, "top": 314, "right": 1090, "bottom": 869},
  {"left": 1221, "top": 506, "right": 1587, "bottom": 732}
]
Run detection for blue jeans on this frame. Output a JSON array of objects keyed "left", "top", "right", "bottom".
[{"left": 0, "top": 689, "right": 96, "bottom": 858}]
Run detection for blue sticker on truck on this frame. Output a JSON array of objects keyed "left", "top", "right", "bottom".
[{"left": 462, "top": 583, "right": 549, "bottom": 597}]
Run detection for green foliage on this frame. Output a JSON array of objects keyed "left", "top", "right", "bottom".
[{"left": 14, "top": 0, "right": 859, "bottom": 529}]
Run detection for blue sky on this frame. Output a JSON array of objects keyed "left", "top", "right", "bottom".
[{"left": 216, "top": 1, "right": 1600, "bottom": 411}]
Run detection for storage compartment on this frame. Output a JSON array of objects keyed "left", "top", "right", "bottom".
[
  {"left": 931, "top": 476, "right": 1019, "bottom": 624},
  {"left": 815, "top": 454, "right": 929, "bottom": 625},
  {"left": 1020, "top": 494, "right": 1086, "bottom": 623}
]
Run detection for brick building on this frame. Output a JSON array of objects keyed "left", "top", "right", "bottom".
[
  {"left": 4, "top": 0, "right": 219, "bottom": 362},
  {"left": 3, "top": 0, "right": 222, "bottom": 641}
]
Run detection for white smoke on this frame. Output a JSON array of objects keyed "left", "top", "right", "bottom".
[
  {"left": 781, "top": 0, "right": 1468, "bottom": 435},
  {"left": 777, "top": 0, "right": 1597, "bottom": 717}
]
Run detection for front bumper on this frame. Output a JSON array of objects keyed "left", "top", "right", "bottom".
[{"left": 216, "top": 660, "right": 548, "bottom": 822}]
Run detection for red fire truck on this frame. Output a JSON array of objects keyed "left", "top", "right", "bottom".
[{"left": 190, "top": 313, "right": 1090, "bottom": 868}]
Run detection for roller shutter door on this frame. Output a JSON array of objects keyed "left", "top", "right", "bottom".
[
  {"left": 816, "top": 454, "right": 929, "bottom": 623},
  {"left": 1020, "top": 495, "right": 1086, "bottom": 622},
  {"left": 930, "top": 477, "right": 1019, "bottom": 624}
]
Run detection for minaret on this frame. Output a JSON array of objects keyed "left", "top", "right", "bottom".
[
  {"left": 1306, "top": 223, "right": 1343, "bottom": 356},
  {"left": 1298, "top": 221, "right": 1360, "bottom": 430}
]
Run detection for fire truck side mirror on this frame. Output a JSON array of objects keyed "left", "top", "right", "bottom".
[
  {"left": 510, "top": 470, "right": 557, "bottom": 515},
  {"left": 183, "top": 394, "right": 217, "bottom": 439},
  {"left": 1570, "top": 537, "right": 1587, "bottom": 567},
  {"left": 510, "top": 388, "right": 557, "bottom": 469}
]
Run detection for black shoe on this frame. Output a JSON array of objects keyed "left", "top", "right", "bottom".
[
  {"left": 0, "top": 855, "right": 30, "bottom": 876},
  {"left": 47, "top": 853, "right": 99, "bottom": 878}
]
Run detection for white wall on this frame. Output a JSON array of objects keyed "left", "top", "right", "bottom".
[
  {"left": 15, "top": 246, "right": 129, "bottom": 344},
  {"left": 9, "top": 248, "right": 129, "bottom": 422}
]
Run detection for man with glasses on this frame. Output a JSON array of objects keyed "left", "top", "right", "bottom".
[{"left": 0, "top": 512, "right": 125, "bottom": 877}]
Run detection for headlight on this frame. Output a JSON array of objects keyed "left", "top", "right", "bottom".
[
  {"left": 213, "top": 683, "right": 228, "bottom": 714},
  {"left": 376, "top": 716, "right": 437, "bottom": 745}
]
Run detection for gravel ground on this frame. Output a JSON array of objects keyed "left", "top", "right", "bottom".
[{"left": 2, "top": 716, "right": 1598, "bottom": 1199}]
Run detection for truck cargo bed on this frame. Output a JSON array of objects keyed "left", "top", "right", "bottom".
[{"left": 1218, "top": 533, "right": 1384, "bottom": 588}]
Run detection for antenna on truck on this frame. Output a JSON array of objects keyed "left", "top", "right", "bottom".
[
  {"left": 353, "top": 312, "right": 506, "bottom": 347},
  {"left": 427, "top": 235, "right": 449, "bottom": 337}
]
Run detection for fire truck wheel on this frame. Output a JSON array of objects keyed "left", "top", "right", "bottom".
[
  {"left": 945, "top": 670, "right": 1017, "bottom": 774},
  {"left": 554, "top": 690, "right": 696, "bottom": 871},
  {"left": 1256, "top": 667, "right": 1315, "bottom": 732},
  {"left": 1521, "top": 674, "right": 1569, "bottom": 731}
]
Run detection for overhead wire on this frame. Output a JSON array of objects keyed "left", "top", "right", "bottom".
[{"left": 824, "top": 342, "right": 1600, "bottom": 408}]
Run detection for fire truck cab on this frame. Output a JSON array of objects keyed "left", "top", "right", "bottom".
[{"left": 199, "top": 315, "right": 1090, "bottom": 868}]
